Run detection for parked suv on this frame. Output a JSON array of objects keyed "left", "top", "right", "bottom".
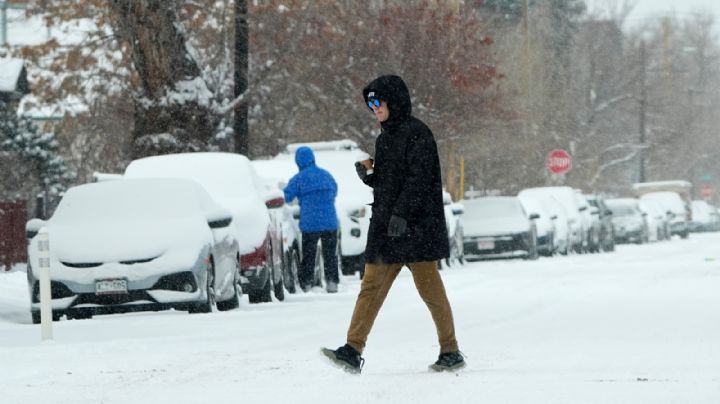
[{"left": 125, "top": 153, "right": 288, "bottom": 303}]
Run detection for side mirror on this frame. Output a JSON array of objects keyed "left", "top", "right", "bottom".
[
  {"left": 578, "top": 206, "right": 588, "bottom": 212},
  {"left": 26, "top": 218, "right": 46, "bottom": 239},
  {"left": 529, "top": 213, "right": 540, "bottom": 220},
  {"left": 266, "top": 196, "right": 285, "bottom": 209},
  {"left": 206, "top": 208, "right": 233, "bottom": 229},
  {"left": 208, "top": 217, "right": 233, "bottom": 229}
]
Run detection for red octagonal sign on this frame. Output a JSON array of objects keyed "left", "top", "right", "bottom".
[{"left": 546, "top": 149, "right": 572, "bottom": 175}]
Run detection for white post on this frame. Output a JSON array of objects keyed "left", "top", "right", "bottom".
[{"left": 37, "top": 228, "right": 53, "bottom": 341}]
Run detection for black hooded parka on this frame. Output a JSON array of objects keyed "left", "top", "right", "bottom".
[{"left": 361, "top": 75, "right": 450, "bottom": 264}]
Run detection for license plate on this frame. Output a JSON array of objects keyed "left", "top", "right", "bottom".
[
  {"left": 477, "top": 239, "right": 495, "bottom": 250},
  {"left": 95, "top": 279, "right": 128, "bottom": 295}
]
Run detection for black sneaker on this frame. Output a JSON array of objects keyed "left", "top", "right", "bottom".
[
  {"left": 321, "top": 344, "right": 364, "bottom": 374},
  {"left": 429, "top": 351, "right": 466, "bottom": 372}
]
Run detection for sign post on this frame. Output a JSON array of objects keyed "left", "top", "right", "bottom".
[
  {"left": 546, "top": 149, "right": 572, "bottom": 176},
  {"left": 37, "top": 228, "right": 53, "bottom": 341}
]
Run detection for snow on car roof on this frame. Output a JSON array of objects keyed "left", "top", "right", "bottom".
[
  {"left": 257, "top": 147, "right": 373, "bottom": 206},
  {"left": 639, "top": 192, "right": 686, "bottom": 213},
  {"left": 124, "top": 152, "right": 260, "bottom": 198},
  {"left": 52, "top": 178, "right": 221, "bottom": 224}
]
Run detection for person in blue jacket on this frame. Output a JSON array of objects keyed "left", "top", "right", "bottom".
[{"left": 284, "top": 146, "right": 340, "bottom": 293}]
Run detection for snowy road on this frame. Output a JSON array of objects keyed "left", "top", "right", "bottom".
[{"left": 2, "top": 233, "right": 720, "bottom": 403}]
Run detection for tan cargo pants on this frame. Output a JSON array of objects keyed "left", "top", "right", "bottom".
[{"left": 346, "top": 260, "right": 459, "bottom": 354}]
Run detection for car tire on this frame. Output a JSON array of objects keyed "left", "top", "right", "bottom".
[
  {"left": 273, "top": 266, "right": 285, "bottom": 302},
  {"left": 341, "top": 254, "right": 364, "bottom": 276},
  {"left": 189, "top": 259, "right": 216, "bottom": 313},
  {"left": 283, "top": 248, "right": 300, "bottom": 294},
  {"left": 217, "top": 260, "right": 241, "bottom": 311}
]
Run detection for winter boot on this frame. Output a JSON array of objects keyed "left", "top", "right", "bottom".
[
  {"left": 326, "top": 282, "right": 338, "bottom": 293},
  {"left": 321, "top": 344, "right": 364, "bottom": 374},
  {"left": 429, "top": 351, "right": 466, "bottom": 372}
]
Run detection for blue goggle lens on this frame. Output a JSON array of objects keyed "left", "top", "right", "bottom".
[{"left": 367, "top": 99, "right": 381, "bottom": 109}]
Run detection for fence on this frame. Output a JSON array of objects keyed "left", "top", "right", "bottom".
[{"left": 0, "top": 200, "right": 27, "bottom": 271}]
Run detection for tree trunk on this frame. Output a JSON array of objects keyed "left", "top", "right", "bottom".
[{"left": 110, "top": 0, "right": 215, "bottom": 158}]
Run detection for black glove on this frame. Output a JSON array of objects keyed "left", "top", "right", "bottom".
[
  {"left": 387, "top": 215, "right": 407, "bottom": 237},
  {"left": 355, "top": 161, "right": 368, "bottom": 182}
]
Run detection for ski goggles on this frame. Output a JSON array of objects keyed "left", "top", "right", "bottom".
[{"left": 367, "top": 98, "right": 381, "bottom": 109}]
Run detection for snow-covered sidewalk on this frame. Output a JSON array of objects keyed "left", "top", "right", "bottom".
[{"left": 2, "top": 234, "right": 720, "bottom": 403}]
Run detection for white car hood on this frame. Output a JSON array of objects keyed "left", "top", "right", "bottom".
[
  {"left": 462, "top": 217, "right": 529, "bottom": 237},
  {"left": 48, "top": 218, "right": 208, "bottom": 264}
]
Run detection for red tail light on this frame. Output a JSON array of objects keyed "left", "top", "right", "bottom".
[{"left": 240, "top": 238, "right": 268, "bottom": 269}]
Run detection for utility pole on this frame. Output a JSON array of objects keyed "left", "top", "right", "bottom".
[
  {"left": 638, "top": 40, "right": 647, "bottom": 183},
  {"left": 234, "top": 0, "right": 249, "bottom": 156},
  {"left": 521, "top": 0, "right": 531, "bottom": 136}
]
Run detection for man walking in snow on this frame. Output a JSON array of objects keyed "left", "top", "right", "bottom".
[
  {"left": 322, "top": 75, "right": 464, "bottom": 373},
  {"left": 284, "top": 146, "right": 340, "bottom": 293}
]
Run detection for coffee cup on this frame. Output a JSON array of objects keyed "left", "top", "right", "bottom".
[{"left": 356, "top": 153, "right": 374, "bottom": 174}]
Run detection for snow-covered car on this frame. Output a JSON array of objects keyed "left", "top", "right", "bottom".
[
  {"left": 124, "top": 152, "right": 288, "bottom": 303},
  {"left": 440, "top": 190, "right": 465, "bottom": 267},
  {"left": 633, "top": 182, "right": 691, "bottom": 239},
  {"left": 460, "top": 196, "right": 538, "bottom": 260},
  {"left": 520, "top": 193, "right": 570, "bottom": 255},
  {"left": 585, "top": 194, "right": 616, "bottom": 252},
  {"left": 690, "top": 200, "right": 717, "bottom": 232},
  {"left": 518, "top": 194, "right": 556, "bottom": 256},
  {"left": 605, "top": 198, "right": 648, "bottom": 244},
  {"left": 639, "top": 191, "right": 690, "bottom": 239},
  {"left": 257, "top": 140, "right": 373, "bottom": 278},
  {"left": 638, "top": 199, "right": 670, "bottom": 241},
  {"left": 575, "top": 191, "right": 601, "bottom": 252},
  {"left": 24, "top": 179, "right": 240, "bottom": 323},
  {"left": 519, "top": 187, "right": 584, "bottom": 253}
]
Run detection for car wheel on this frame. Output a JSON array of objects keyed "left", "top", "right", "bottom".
[
  {"left": 217, "top": 258, "right": 241, "bottom": 311},
  {"left": 189, "top": 258, "right": 216, "bottom": 313},
  {"left": 283, "top": 248, "right": 300, "bottom": 294},
  {"left": 31, "top": 311, "right": 40, "bottom": 324},
  {"left": 341, "top": 254, "right": 365, "bottom": 276},
  {"left": 525, "top": 230, "right": 539, "bottom": 260},
  {"left": 273, "top": 265, "right": 285, "bottom": 302}
]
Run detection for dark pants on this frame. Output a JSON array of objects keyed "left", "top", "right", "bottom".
[{"left": 300, "top": 230, "right": 339, "bottom": 288}]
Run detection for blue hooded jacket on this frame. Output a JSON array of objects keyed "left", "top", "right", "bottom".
[{"left": 284, "top": 147, "right": 338, "bottom": 232}]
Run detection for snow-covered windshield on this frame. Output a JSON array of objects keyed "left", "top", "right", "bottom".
[
  {"left": 605, "top": 200, "right": 637, "bottom": 217},
  {"left": 462, "top": 197, "right": 524, "bottom": 220}
]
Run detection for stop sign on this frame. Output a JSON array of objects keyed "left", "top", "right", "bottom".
[
  {"left": 701, "top": 184, "right": 714, "bottom": 200},
  {"left": 546, "top": 149, "right": 572, "bottom": 175}
]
